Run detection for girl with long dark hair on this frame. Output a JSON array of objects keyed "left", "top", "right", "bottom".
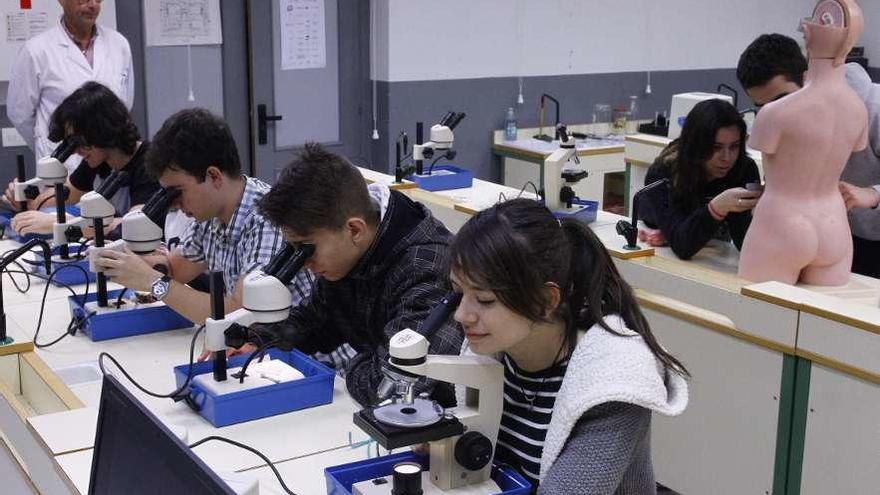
[
  {"left": 640, "top": 98, "right": 762, "bottom": 259},
  {"left": 450, "top": 198, "right": 689, "bottom": 494}
]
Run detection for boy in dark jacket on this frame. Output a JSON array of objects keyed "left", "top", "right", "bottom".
[{"left": 248, "top": 143, "right": 462, "bottom": 407}]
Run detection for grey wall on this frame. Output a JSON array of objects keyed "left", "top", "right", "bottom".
[{"left": 371, "top": 68, "right": 743, "bottom": 182}]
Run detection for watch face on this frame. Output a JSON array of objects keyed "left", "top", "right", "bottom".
[{"left": 152, "top": 279, "right": 169, "bottom": 300}]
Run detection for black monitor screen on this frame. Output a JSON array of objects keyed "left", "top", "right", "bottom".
[{"left": 88, "top": 374, "right": 235, "bottom": 495}]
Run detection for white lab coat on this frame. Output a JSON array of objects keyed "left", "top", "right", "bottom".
[{"left": 6, "top": 19, "right": 134, "bottom": 172}]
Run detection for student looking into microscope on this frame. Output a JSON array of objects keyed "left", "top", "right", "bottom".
[
  {"left": 239, "top": 143, "right": 463, "bottom": 408},
  {"left": 449, "top": 198, "right": 689, "bottom": 492}
]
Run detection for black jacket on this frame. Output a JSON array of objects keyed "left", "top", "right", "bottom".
[
  {"left": 639, "top": 150, "right": 760, "bottom": 260},
  {"left": 258, "top": 190, "right": 462, "bottom": 407}
]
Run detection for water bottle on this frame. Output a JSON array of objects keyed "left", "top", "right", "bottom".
[{"left": 504, "top": 107, "right": 517, "bottom": 141}]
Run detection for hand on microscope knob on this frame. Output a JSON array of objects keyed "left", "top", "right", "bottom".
[
  {"left": 93, "top": 247, "right": 163, "bottom": 291},
  {"left": 81, "top": 218, "right": 119, "bottom": 240}
]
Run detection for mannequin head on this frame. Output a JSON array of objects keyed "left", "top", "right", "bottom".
[{"left": 803, "top": 0, "right": 863, "bottom": 66}]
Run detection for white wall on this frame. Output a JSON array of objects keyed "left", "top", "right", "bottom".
[
  {"left": 376, "top": 0, "right": 832, "bottom": 82},
  {"left": 858, "top": 1, "right": 880, "bottom": 61}
]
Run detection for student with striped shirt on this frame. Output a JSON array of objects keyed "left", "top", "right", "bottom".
[
  {"left": 449, "top": 199, "right": 690, "bottom": 494},
  {"left": 94, "top": 108, "right": 313, "bottom": 327}
]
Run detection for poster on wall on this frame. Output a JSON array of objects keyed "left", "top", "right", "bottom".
[
  {"left": 144, "top": 0, "right": 222, "bottom": 47},
  {"left": 280, "top": 0, "right": 326, "bottom": 70},
  {"left": 0, "top": 0, "right": 117, "bottom": 81},
  {"left": 5, "top": 10, "right": 49, "bottom": 42}
]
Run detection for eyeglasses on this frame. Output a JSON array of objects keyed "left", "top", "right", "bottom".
[{"left": 76, "top": 0, "right": 103, "bottom": 5}]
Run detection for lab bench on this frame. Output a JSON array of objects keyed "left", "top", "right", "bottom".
[
  {"left": 2, "top": 167, "right": 878, "bottom": 495},
  {"left": 399, "top": 175, "right": 880, "bottom": 495},
  {"left": 491, "top": 125, "right": 626, "bottom": 214}
]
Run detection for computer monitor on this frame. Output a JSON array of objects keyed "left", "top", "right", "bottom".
[{"left": 88, "top": 374, "right": 235, "bottom": 495}]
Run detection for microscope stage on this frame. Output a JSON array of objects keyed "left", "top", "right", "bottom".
[
  {"left": 354, "top": 408, "right": 464, "bottom": 450},
  {"left": 373, "top": 397, "right": 444, "bottom": 428}
]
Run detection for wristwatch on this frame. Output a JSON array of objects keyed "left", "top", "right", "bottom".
[{"left": 150, "top": 275, "right": 172, "bottom": 301}]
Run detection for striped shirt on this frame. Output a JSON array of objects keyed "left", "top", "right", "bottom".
[
  {"left": 495, "top": 353, "right": 569, "bottom": 488},
  {"left": 179, "top": 176, "right": 313, "bottom": 303}
]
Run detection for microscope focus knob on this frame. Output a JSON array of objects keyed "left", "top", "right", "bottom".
[{"left": 454, "top": 432, "right": 493, "bottom": 471}]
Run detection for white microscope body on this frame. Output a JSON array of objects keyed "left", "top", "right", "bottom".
[
  {"left": 204, "top": 271, "right": 293, "bottom": 356},
  {"left": 384, "top": 328, "right": 504, "bottom": 491},
  {"left": 542, "top": 124, "right": 587, "bottom": 213}
]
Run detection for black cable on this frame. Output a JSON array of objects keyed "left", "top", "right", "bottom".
[
  {"left": 234, "top": 339, "right": 279, "bottom": 384},
  {"left": 114, "top": 288, "right": 128, "bottom": 309},
  {"left": 97, "top": 324, "right": 205, "bottom": 400},
  {"left": 2, "top": 260, "right": 31, "bottom": 293},
  {"left": 426, "top": 154, "right": 445, "bottom": 175},
  {"left": 34, "top": 195, "right": 54, "bottom": 210},
  {"left": 189, "top": 436, "right": 297, "bottom": 495},
  {"left": 519, "top": 180, "right": 540, "bottom": 199},
  {"left": 16, "top": 264, "right": 92, "bottom": 348}
]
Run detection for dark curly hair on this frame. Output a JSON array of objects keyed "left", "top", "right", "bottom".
[
  {"left": 48, "top": 81, "right": 139, "bottom": 155},
  {"left": 258, "top": 142, "right": 376, "bottom": 236},
  {"left": 736, "top": 33, "right": 807, "bottom": 90},
  {"left": 145, "top": 108, "right": 241, "bottom": 181}
]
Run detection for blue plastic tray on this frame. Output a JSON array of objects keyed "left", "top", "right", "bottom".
[
  {"left": 325, "top": 451, "right": 531, "bottom": 494},
  {"left": 0, "top": 205, "right": 81, "bottom": 243},
  {"left": 32, "top": 245, "right": 95, "bottom": 286},
  {"left": 68, "top": 288, "right": 192, "bottom": 341},
  {"left": 174, "top": 348, "right": 335, "bottom": 427},
  {"left": 408, "top": 165, "right": 474, "bottom": 191},
  {"left": 552, "top": 198, "right": 598, "bottom": 224}
]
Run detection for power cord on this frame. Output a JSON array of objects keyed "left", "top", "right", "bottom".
[
  {"left": 189, "top": 436, "right": 298, "bottom": 495},
  {"left": 1, "top": 261, "right": 93, "bottom": 349},
  {"left": 97, "top": 324, "right": 205, "bottom": 401},
  {"left": 233, "top": 339, "right": 279, "bottom": 384},
  {"left": 518, "top": 180, "right": 540, "bottom": 199}
]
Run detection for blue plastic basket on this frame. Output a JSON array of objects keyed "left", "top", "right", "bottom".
[
  {"left": 1, "top": 205, "right": 81, "bottom": 243},
  {"left": 408, "top": 165, "right": 473, "bottom": 191},
  {"left": 552, "top": 198, "right": 598, "bottom": 224},
  {"left": 31, "top": 244, "right": 95, "bottom": 286},
  {"left": 174, "top": 348, "right": 335, "bottom": 427},
  {"left": 325, "top": 451, "right": 531, "bottom": 495},
  {"left": 68, "top": 288, "right": 192, "bottom": 341}
]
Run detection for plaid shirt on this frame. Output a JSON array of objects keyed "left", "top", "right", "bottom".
[
  {"left": 259, "top": 188, "right": 463, "bottom": 407},
  {"left": 179, "top": 176, "right": 313, "bottom": 302}
]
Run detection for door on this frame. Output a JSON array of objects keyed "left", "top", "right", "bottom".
[{"left": 247, "top": 0, "right": 372, "bottom": 182}]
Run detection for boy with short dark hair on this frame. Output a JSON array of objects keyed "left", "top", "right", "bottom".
[
  {"left": 253, "top": 142, "right": 462, "bottom": 407},
  {"left": 94, "top": 108, "right": 313, "bottom": 324},
  {"left": 737, "top": 34, "right": 880, "bottom": 278}
]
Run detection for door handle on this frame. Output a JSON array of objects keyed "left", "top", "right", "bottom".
[{"left": 257, "top": 104, "right": 283, "bottom": 145}]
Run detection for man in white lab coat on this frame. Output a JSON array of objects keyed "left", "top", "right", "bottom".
[{"left": 7, "top": 0, "right": 134, "bottom": 177}]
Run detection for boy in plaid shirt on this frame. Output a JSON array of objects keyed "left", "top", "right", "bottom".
[{"left": 95, "top": 108, "right": 313, "bottom": 325}]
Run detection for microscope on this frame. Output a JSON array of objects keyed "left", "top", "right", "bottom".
[
  {"left": 55, "top": 170, "right": 129, "bottom": 247},
  {"left": 13, "top": 136, "right": 79, "bottom": 206},
  {"left": 541, "top": 124, "right": 592, "bottom": 221},
  {"left": 205, "top": 243, "right": 315, "bottom": 383},
  {"left": 412, "top": 112, "right": 466, "bottom": 176},
  {"left": 350, "top": 293, "right": 506, "bottom": 494}
]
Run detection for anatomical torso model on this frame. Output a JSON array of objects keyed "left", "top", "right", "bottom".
[{"left": 738, "top": 0, "right": 867, "bottom": 286}]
